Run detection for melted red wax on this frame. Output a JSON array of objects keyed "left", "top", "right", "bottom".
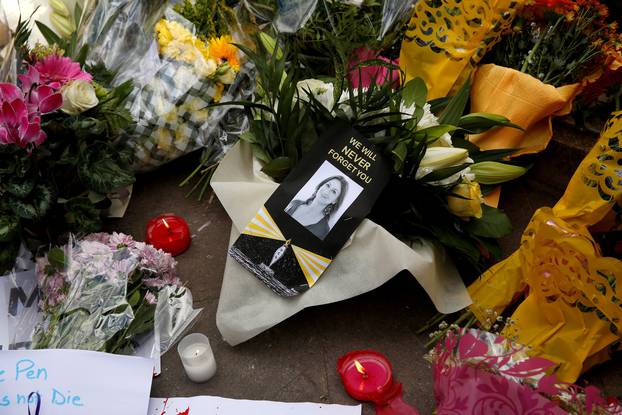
[{"left": 177, "top": 409, "right": 190, "bottom": 415}]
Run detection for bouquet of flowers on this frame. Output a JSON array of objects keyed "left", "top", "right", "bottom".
[
  {"left": 249, "top": 0, "right": 414, "bottom": 80},
  {"left": 80, "top": 0, "right": 255, "bottom": 200},
  {"left": 32, "top": 232, "right": 200, "bottom": 357},
  {"left": 448, "top": 111, "right": 622, "bottom": 383},
  {"left": 210, "top": 37, "right": 528, "bottom": 345},
  {"left": 0, "top": 13, "right": 135, "bottom": 273},
  {"left": 430, "top": 328, "right": 622, "bottom": 414},
  {"left": 469, "top": 0, "right": 622, "bottom": 154},
  {"left": 236, "top": 38, "right": 527, "bottom": 276}
]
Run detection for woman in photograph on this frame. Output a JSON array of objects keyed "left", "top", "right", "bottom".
[{"left": 286, "top": 176, "right": 349, "bottom": 240}]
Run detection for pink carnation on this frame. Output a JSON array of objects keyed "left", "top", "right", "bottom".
[{"left": 348, "top": 47, "right": 400, "bottom": 89}]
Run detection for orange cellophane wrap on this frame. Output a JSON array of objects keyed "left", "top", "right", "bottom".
[
  {"left": 468, "top": 111, "right": 622, "bottom": 382},
  {"left": 469, "top": 64, "right": 581, "bottom": 154},
  {"left": 399, "top": 0, "right": 525, "bottom": 100}
]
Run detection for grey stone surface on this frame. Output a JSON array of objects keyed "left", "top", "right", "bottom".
[{"left": 106, "top": 123, "right": 622, "bottom": 414}]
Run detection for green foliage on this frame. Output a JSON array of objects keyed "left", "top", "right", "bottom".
[
  {"left": 488, "top": 8, "right": 605, "bottom": 86},
  {"left": 173, "top": 0, "right": 235, "bottom": 39}
]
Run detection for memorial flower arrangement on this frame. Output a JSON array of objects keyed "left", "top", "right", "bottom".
[
  {"left": 430, "top": 327, "right": 622, "bottom": 414},
  {"left": 467, "top": 0, "right": 622, "bottom": 153},
  {"left": 33, "top": 232, "right": 195, "bottom": 355},
  {"left": 226, "top": 37, "right": 529, "bottom": 276},
  {"left": 0, "top": 15, "right": 135, "bottom": 274},
  {"left": 79, "top": 0, "right": 254, "bottom": 200}
]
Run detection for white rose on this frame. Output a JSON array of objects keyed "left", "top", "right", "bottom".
[
  {"left": 296, "top": 79, "right": 335, "bottom": 111},
  {"left": 61, "top": 80, "right": 99, "bottom": 115}
]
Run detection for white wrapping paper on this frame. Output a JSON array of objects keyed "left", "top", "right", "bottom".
[{"left": 211, "top": 142, "right": 472, "bottom": 346}]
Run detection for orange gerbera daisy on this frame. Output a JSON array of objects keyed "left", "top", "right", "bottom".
[{"left": 208, "top": 35, "right": 240, "bottom": 71}]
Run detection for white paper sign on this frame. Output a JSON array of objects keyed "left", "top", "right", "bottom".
[
  {"left": 148, "top": 397, "right": 361, "bottom": 415},
  {"left": 0, "top": 350, "right": 153, "bottom": 414}
]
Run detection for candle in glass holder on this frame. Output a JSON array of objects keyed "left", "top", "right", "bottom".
[
  {"left": 146, "top": 214, "right": 191, "bottom": 256},
  {"left": 177, "top": 333, "right": 217, "bottom": 383}
]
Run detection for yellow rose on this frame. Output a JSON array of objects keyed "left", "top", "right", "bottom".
[
  {"left": 447, "top": 182, "right": 484, "bottom": 220},
  {"left": 60, "top": 80, "right": 99, "bottom": 115}
]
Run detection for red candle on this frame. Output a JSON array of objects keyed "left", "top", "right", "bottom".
[
  {"left": 146, "top": 214, "right": 191, "bottom": 256},
  {"left": 338, "top": 350, "right": 420, "bottom": 415},
  {"left": 338, "top": 350, "right": 393, "bottom": 403}
]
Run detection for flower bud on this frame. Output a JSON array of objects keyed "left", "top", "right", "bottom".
[
  {"left": 50, "top": 0, "right": 70, "bottom": 17},
  {"left": 50, "top": 13, "right": 75, "bottom": 38},
  {"left": 61, "top": 80, "right": 99, "bottom": 115},
  {"left": 258, "top": 32, "right": 283, "bottom": 60},
  {"left": 419, "top": 147, "right": 470, "bottom": 170},
  {"left": 470, "top": 161, "right": 527, "bottom": 185},
  {"left": 447, "top": 182, "right": 484, "bottom": 220}
]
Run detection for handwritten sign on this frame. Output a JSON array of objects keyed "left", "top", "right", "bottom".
[
  {"left": 148, "top": 396, "right": 361, "bottom": 415},
  {"left": 0, "top": 350, "right": 153, "bottom": 414}
]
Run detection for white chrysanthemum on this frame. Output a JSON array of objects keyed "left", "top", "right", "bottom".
[{"left": 401, "top": 102, "right": 453, "bottom": 147}]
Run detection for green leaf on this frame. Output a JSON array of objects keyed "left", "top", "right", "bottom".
[
  {"left": 9, "top": 184, "right": 55, "bottom": 220},
  {"left": 35, "top": 21, "right": 63, "bottom": 47},
  {"left": 458, "top": 113, "right": 523, "bottom": 134},
  {"left": 414, "top": 125, "right": 461, "bottom": 141},
  {"left": 6, "top": 176, "right": 35, "bottom": 198},
  {"left": 78, "top": 149, "right": 135, "bottom": 194},
  {"left": 401, "top": 77, "right": 428, "bottom": 109},
  {"left": 48, "top": 247, "right": 67, "bottom": 270},
  {"left": 74, "top": 2, "right": 83, "bottom": 29},
  {"left": 0, "top": 213, "right": 19, "bottom": 243},
  {"left": 261, "top": 157, "right": 293, "bottom": 182},
  {"left": 438, "top": 80, "right": 471, "bottom": 125},
  {"left": 464, "top": 205, "right": 512, "bottom": 238},
  {"left": 64, "top": 197, "right": 102, "bottom": 234},
  {"left": 392, "top": 141, "right": 408, "bottom": 172},
  {"left": 239, "top": 130, "right": 257, "bottom": 144}
]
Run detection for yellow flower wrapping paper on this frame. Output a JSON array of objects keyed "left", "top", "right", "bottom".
[
  {"left": 399, "top": 0, "right": 525, "bottom": 100},
  {"left": 468, "top": 111, "right": 622, "bottom": 382}
]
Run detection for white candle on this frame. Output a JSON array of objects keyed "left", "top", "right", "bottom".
[{"left": 177, "top": 333, "right": 217, "bottom": 383}]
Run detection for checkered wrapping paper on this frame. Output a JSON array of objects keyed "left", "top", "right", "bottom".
[{"left": 124, "top": 59, "right": 220, "bottom": 171}]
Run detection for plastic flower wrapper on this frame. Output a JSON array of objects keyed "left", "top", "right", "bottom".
[
  {"left": 241, "top": 0, "right": 414, "bottom": 81},
  {"left": 467, "top": 111, "right": 622, "bottom": 383},
  {"left": 79, "top": 0, "right": 255, "bottom": 175},
  {"left": 31, "top": 233, "right": 201, "bottom": 361},
  {"left": 430, "top": 328, "right": 622, "bottom": 414},
  {"left": 399, "top": 0, "right": 526, "bottom": 100}
]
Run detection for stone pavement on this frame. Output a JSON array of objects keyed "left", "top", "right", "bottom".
[{"left": 106, "top": 122, "right": 622, "bottom": 415}]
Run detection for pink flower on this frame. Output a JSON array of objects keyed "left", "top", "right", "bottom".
[
  {"left": 108, "top": 232, "right": 137, "bottom": 249},
  {"left": 19, "top": 55, "right": 92, "bottom": 90},
  {"left": 0, "top": 82, "right": 61, "bottom": 148},
  {"left": 348, "top": 47, "right": 400, "bottom": 89},
  {"left": 144, "top": 291, "right": 157, "bottom": 305},
  {"left": 0, "top": 95, "right": 47, "bottom": 148}
]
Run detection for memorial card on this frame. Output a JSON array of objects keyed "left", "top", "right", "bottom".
[{"left": 229, "top": 124, "right": 391, "bottom": 296}]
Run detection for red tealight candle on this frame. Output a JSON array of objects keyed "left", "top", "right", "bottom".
[
  {"left": 338, "top": 350, "right": 420, "bottom": 415},
  {"left": 146, "top": 214, "right": 191, "bottom": 256},
  {"left": 338, "top": 351, "right": 393, "bottom": 403}
]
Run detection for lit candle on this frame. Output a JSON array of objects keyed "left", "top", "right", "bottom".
[
  {"left": 146, "top": 214, "right": 191, "bottom": 256},
  {"left": 338, "top": 350, "right": 419, "bottom": 415},
  {"left": 177, "top": 333, "right": 217, "bottom": 383}
]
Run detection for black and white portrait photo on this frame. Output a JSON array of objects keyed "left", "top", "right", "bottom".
[{"left": 285, "top": 161, "right": 363, "bottom": 240}]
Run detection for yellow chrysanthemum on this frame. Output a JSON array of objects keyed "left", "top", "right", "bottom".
[
  {"left": 155, "top": 19, "right": 211, "bottom": 64},
  {"left": 208, "top": 35, "right": 240, "bottom": 71}
]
